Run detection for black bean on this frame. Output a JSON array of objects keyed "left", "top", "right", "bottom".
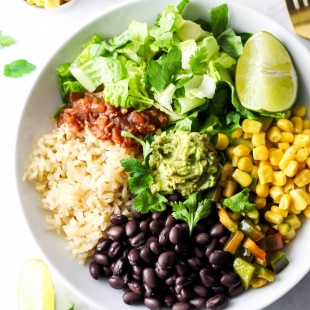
[
  {"left": 144, "top": 283, "right": 154, "bottom": 298},
  {"left": 158, "top": 226, "right": 171, "bottom": 245},
  {"left": 176, "top": 286, "right": 192, "bottom": 302},
  {"left": 103, "top": 266, "right": 112, "bottom": 278},
  {"left": 187, "top": 257, "right": 204, "bottom": 271},
  {"left": 165, "top": 214, "right": 177, "bottom": 227},
  {"left": 95, "top": 238, "right": 110, "bottom": 253},
  {"left": 173, "top": 301, "right": 191, "bottom": 310},
  {"left": 106, "top": 225, "right": 124, "bottom": 241},
  {"left": 169, "top": 226, "right": 183, "bottom": 245},
  {"left": 165, "top": 275, "right": 177, "bottom": 286},
  {"left": 108, "top": 276, "right": 126, "bottom": 289},
  {"left": 113, "top": 257, "right": 128, "bottom": 277},
  {"left": 140, "top": 246, "right": 157, "bottom": 265},
  {"left": 209, "top": 250, "right": 231, "bottom": 266},
  {"left": 151, "top": 211, "right": 166, "bottom": 220},
  {"left": 175, "top": 276, "right": 192, "bottom": 289},
  {"left": 144, "top": 236, "right": 159, "bottom": 248},
  {"left": 168, "top": 192, "right": 182, "bottom": 202},
  {"left": 164, "top": 294, "right": 176, "bottom": 307},
  {"left": 110, "top": 214, "right": 128, "bottom": 225},
  {"left": 175, "top": 244, "right": 191, "bottom": 257},
  {"left": 228, "top": 283, "right": 245, "bottom": 298},
  {"left": 93, "top": 253, "right": 110, "bottom": 266},
  {"left": 125, "top": 219, "right": 139, "bottom": 238},
  {"left": 158, "top": 251, "right": 177, "bottom": 269},
  {"left": 205, "top": 294, "right": 228, "bottom": 310},
  {"left": 140, "top": 220, "right": 150, "bottom": 233},
  {"left": 108, "top": 241, "right": 123, "bottom": 260},
  {"left": 150, "top": 220, "right": 164, "bottom": 235},
  {"left": 89, "top": 261, "right": 103, "bottom": 280},
  {"left": 194, "top": 218, "right": 209, "bottom": 233},
  {"left": 195, "top": 232, "right": 210, "bottom": 246},
  {"left": 175, "top": 260, "right": 189, "bottom": 276},
  {"left": 128, "top": 280, "right": 144, "bottom": 295},
  {"left": 212, "top": 284, "right": 225, "bottom": 294},
  {"left": 194, "top": 247, "right": 205, "bottom": 259},
  {"left": 155, "top": 262, "right": 171, "bottom": 279},
  {"left": 130, "top": 232, "right": 146, "bottom": 247},
  {"left": 123, "top": 291, "right": 143, "bottom": 305},
  {"left": 219, "top": 235, "right": 229, "bottom": 246},
  {"left": 128, "top": 248, "right": 141, "bottom": 266},
  {"left": 144, "top": 297, "right": 162, "bottom": 310},
  {"left": 199, "top": 268, "right": 218, "bottom": 288},
  {"left": 132, "top": 265, "right": 143, "bottom": 282},
  {"left": 220, "top": 272, "right": 240, "bottom": 288},
  {"left": 209, "top": 223, "right": 227, "bottom": 238},
  {"left": 143, "top": 267, "right": 159, "bottom": 288},
  {"left": 130, "top": 204, "right": 145, "bottom": 219},
  {"left": 150, "top": 241, "right": 163, "bottom": 255},
  {"left": 123, "top": 272, "right": 131, "bottom": 285},
  {"left": 190, "top": 297, "right": 207, "bottom": 309},
  {"left": 193, "top": 284, "right": 209, "bottom": 297},
  {"left": 205, "top": 238, "right": 220, "bottom": 257}
]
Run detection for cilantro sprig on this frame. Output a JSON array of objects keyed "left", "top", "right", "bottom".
[
  {"left": 171, "top": 192, "right": 212, "bottom": 235},
  {"left": 120, "top": 131, "right": 167, "bottom": 213},
  {"left": 223, "top": 188, "right": 255, "bottom": 214}
]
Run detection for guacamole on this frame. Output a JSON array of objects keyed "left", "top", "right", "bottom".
[{"left": 149, "top": 131, "right": 222, "bottom": 198}]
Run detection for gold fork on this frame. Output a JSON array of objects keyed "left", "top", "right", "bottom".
[{"left": 285, "top": 0, "right": 310, "bottom": 39}]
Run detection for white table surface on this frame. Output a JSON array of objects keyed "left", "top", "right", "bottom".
[{"left": 1, "top": 0, "right": 310, "bottom": 309}]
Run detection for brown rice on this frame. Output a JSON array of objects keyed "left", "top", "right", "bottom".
[{"left": 23, "top": 125, "right": 135, "bottom": 263}]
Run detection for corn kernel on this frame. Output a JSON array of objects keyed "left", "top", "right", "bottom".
[
  {"left": 220, "top": 162, "right": 234, "bottom": 182},
  {"left": 279, "top": 151, "right": 295, "bottom": 171},
  {"left": 258, "top": 166, "right": 273, "bottom": 184},
  {"left": 294, "top": 169, "right": 310, "bottom": 187},
  {"left": 242, "top": 119, "right": 262, "bottom": 134},
  {"left": 285, "top": 214, "right": 301, "bottom": 229},
  {"left": 256, "top": 182, "right": 269, "bottom": 198},
  {"left": 290, "top": 116, "right": 303, "bottom": 134},
  {"left": 284, "top": 160, "right": 299, "bottom": 177},
  {"left": 303, "top": 205, "right": 310, "bottom": 218},
  {"left": 276, "top": 119, "right": 294, "bottom": 132},
  {"left": 272, "top": 171, "right": 287, "bottom": 187},
  {"left": 251, "top": 132, "right": 266, "bottom": 146},
  {"left": 253, "top": 145, "right": 269, "bottom": 161},
  {"left": 258, "top": 160, "right": 273, "bottom": 169},
  {"left": 277, "top": 142, "right": 290, "bottom": 151},
  {"left": 243, "top": 132, "right": 253, "bottom": 139},
  {"left": 293, "top": 134, "right": 310, "bottom": 147},
  {"left": 251, "top": 165, "right": 259, "bottom": 178},
  {"left": 269, "top": 186, "right": 284, "bottom": 203},
  {"left": 222, "top": 180, "right": 238, "bottom": 197},
  {"left": 283, "top": 227, "right": 296, "bottom": 241},
  {"left": 237, "top": 156, "right": 253, "bottom": 173},
  {"left": 264, "top": 211, "right": 283, "bottom": 225},
  {"left": 291, "top": 104, "right": 307, "bottom": 117},
  {"left": 232, "top": 169, "right": 253, "bottom": 187},
  {"left": 232, "top": 155, "right": 240, "bottom": 167},
  {"left": 279, "top": 194, "right": 291, "bottom": 210},
  {"left": 233, "top": 144, "right": 251, "bottom": 157},
  {"left": 290, "top": 203, "right": 302, "bottom": 214},
  {"left": 283, "top": 178, "right": 295, "bottom": 193},
  {"left": 279, "top": 132, "right": 294, "bottom": 143},
  {"left": 302, "top": 129, "right": 310, "bottom": 136},
  {"left": 231, "top": 128, "right": 243, "bottom": 138},
  {"left": 254, "top": 196, "right": 266, "bottom": 209},
  {"left": 266, "top": 126, "right": 281, "bottom": 143},
  {"left": 303, "top": 119, "right": 310, "bottom": 130},
  {"left": 215, "top": 133, "right": 230, "bottom": 151},
  {"left": 286, "top": 145, "right": 300, "bottom": 154},
  {"left": 269, "top": 149, "right": 283, "bottom": 166},
  {"left": 296, "top": 148, "right": 308, "bottom": 163},
  {"left": 290, "top": 189, "right": 308, "bottom": 210},
  {"left": 225, "top": 146, "right": 234, "bottom": 160},
  {"left": 271, "top": 205, "right": 288, "bottom": 217}
]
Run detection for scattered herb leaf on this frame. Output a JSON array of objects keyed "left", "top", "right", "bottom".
[
  {"left": 4, "top": 59, "right": 36, "bottom": 78},
  {"left": 0, "top": 31, "right": 15, "bottom": 48},
  {"left": 223, "top": 188, "right": 255, "bottom": 214}
]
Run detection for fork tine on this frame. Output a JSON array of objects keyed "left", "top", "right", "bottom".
[{"left": 286, "top": 0, "right": 297, "bottom": 11}]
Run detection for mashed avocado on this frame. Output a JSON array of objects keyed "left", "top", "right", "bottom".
[{"left": 149, "top": 131, "right": 222, "bottom": 198}]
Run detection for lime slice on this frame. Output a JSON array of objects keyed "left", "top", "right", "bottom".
[
  {"left": 235, "top": 31, "right": 298, "bottom": 112},
  {"left": 18, "top": 258, "right": 55, "bottom": 310}
]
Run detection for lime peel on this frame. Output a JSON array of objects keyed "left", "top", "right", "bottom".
[
  {"left": 18, "top": 258, "right": 55, "bottom": 310},
  {"left": 235, "top": 31, "right": 298, "bottom": 113}
]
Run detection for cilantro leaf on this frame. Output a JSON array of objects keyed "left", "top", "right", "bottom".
[
  {"left": 120, "top": 158, "right": 149, "bottom": 178},
  {"left": 146, "top": 47, "right": 182, "bottom": 92},
  {"left": 223, "top": 188, "right": 255, "bottom": 214},
  {"left": 0, "top": 31, "right": 15, "bottom": 48},
  {"left": 133, "top": 189, "right": 167, "bottom": 213},
  {"left": 128, "top": 174, "right": 154, "bottom": 194},
  {"left": 171, "top": 192, "right": 212, "bottom": 235},
  {"left": 4, "top": 59, "right": 36, "bottom": 78},
  {"left": 189, "top": 47, "right": 208, "bottom": 74}
]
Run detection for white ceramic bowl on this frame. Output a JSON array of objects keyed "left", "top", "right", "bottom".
[
  {"left": 23, "top": 0, "right": 78, "bottom": 11},
  {"left": 15, "top": 0, "right": 310, "bottom": 309}
]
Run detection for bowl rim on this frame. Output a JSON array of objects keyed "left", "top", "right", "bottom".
[{"left": 15, "top": 0, "right": 310, "bottom": 309}]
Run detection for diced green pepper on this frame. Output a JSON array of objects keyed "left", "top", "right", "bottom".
[
  {"left": 253, "top": 263, "right": 275, "bottom": 282},
  {"left": 224, "top": 230, "right": 244, "bottom": 254},
  {"left": 239, "top": 219, "right": 265, "bottom": 242},
  {"left": 261, "top": 233, "right": 284, "bottom": 251},
  {"left": 269, "top": 251, "right": 289, "bottom": 274},
  {"left": 233, "top": 257, "right": 255, "bottom": 289}
]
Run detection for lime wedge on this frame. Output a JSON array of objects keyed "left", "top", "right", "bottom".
[
  {"left": 235, "top": 31, "right": 298, "bottom": 112},
  {"left": 18, "top": 258, "right": 55, "bottom": 310}
]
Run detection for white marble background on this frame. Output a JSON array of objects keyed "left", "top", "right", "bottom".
[{"left": 0, "top": 0, "right": 310, "bottom": 309}]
